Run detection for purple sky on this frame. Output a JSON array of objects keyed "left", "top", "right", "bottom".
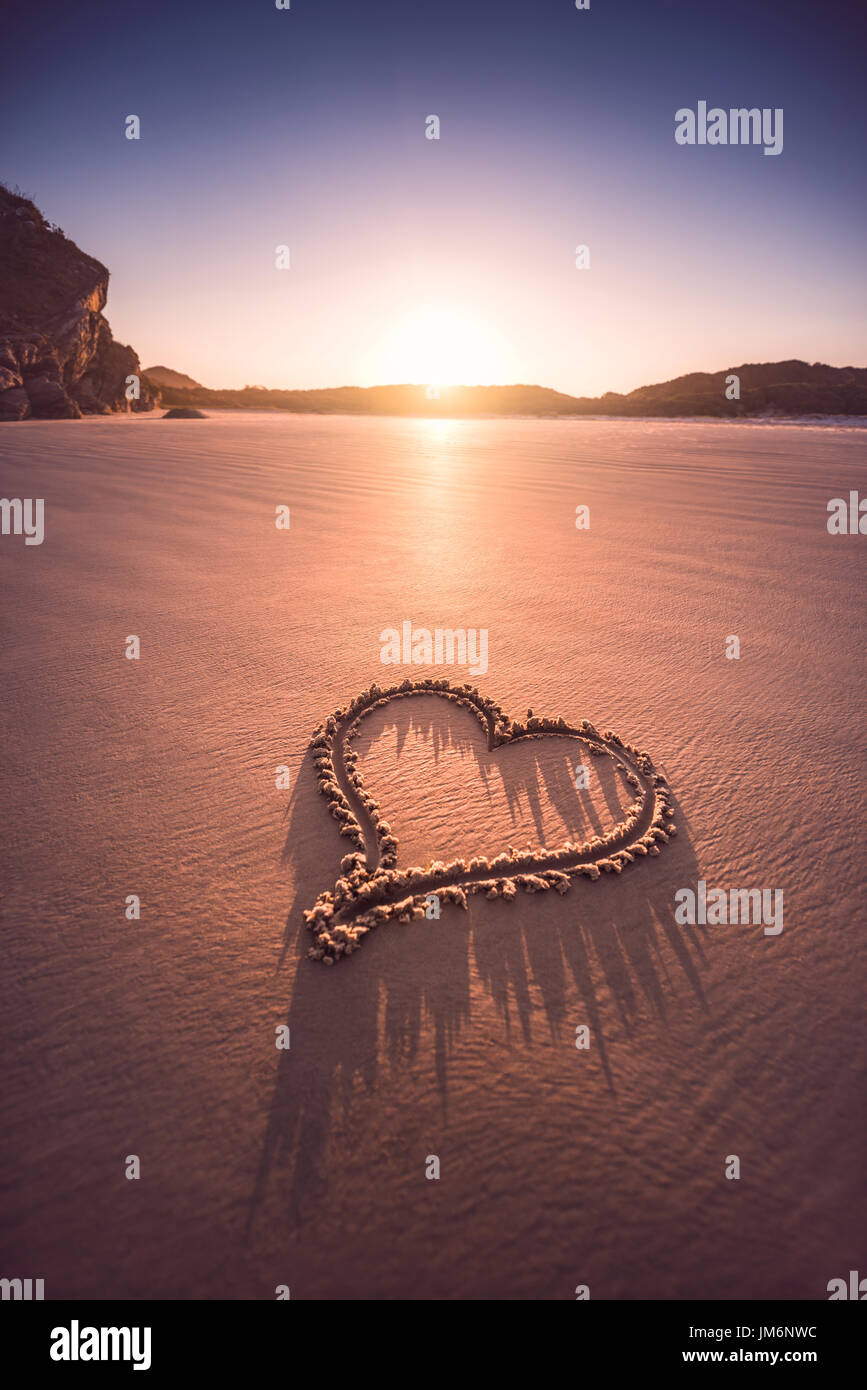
[{"left": 3, "top": 0, "right": 865, "bottom": 393}]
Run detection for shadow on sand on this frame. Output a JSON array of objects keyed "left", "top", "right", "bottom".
[{"left": 248, "top": 696, "right": 707, "bottom": 1232}]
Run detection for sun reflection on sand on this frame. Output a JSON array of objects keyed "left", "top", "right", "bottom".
[{"left": 418, "top": 416, "right": 458, "bottom": 445}]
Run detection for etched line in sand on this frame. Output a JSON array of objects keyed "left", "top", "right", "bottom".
[{"left": 303, "top": 678, "right": 676, "bottom": 963}]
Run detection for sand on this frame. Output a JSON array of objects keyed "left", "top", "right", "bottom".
[{"left": 1, "top": 411, "right": 865, "bottom": 1299}]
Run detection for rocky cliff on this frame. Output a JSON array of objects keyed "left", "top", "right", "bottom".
[{"left": 0, "top": 185, "right": 157, "bottom": 420}]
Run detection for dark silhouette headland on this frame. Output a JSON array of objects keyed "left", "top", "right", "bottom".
[{"left": 151, "top": 362, "right": 867, "bottom": 420}]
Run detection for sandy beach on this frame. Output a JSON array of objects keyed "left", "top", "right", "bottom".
[{"left": 1, "top": 412, "right": 865, "bottom": 1299}]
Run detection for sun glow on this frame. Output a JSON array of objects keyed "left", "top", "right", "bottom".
[{"left": 373, "top": 306, "right": 514, "bottom": 388}]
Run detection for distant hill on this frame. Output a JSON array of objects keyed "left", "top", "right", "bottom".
[
  {"left": 154, "top": 362, "right": 867, "bottom": 418},
  {"left": 143, "top": 365, "right": 202, "bottom": 390},
  {"left": 614, "top": 360, "right": 867, "bottom": 417}
]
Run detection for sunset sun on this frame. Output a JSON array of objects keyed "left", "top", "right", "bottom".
[{"left": 374, "top": 305, "right": 514, "bottom": 388}]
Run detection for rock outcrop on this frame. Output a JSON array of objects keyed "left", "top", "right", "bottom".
[{"left": 0, "top": 185, "right": 158, "bottom": 421}]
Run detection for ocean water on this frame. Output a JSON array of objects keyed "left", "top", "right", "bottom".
[{"left": 1, "top": 412, "right": 865, "bottom": 1299}]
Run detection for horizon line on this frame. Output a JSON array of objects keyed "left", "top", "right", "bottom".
[{"left": 142, "top": 358, "right": 867, "bottom": 399}]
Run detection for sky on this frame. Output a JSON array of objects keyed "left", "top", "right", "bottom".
[{"left": 3, "top": 0, "right": 866, "bottom": 395}]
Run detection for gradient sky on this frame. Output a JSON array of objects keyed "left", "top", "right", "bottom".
[{"left": 3, "top": 0, "right": 866, "bottom": 395}]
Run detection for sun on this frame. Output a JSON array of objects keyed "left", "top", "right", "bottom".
[{"left": 374, "top": 305, "right": 513, "bottom": 388}]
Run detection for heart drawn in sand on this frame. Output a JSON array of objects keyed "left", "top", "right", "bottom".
[{"left": 303, "top": 678, "right": 675, "bottom": 963}]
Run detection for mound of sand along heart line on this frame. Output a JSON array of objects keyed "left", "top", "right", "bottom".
[{"left": 303, "top": 677, "right": 675, "bottom": 963}]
